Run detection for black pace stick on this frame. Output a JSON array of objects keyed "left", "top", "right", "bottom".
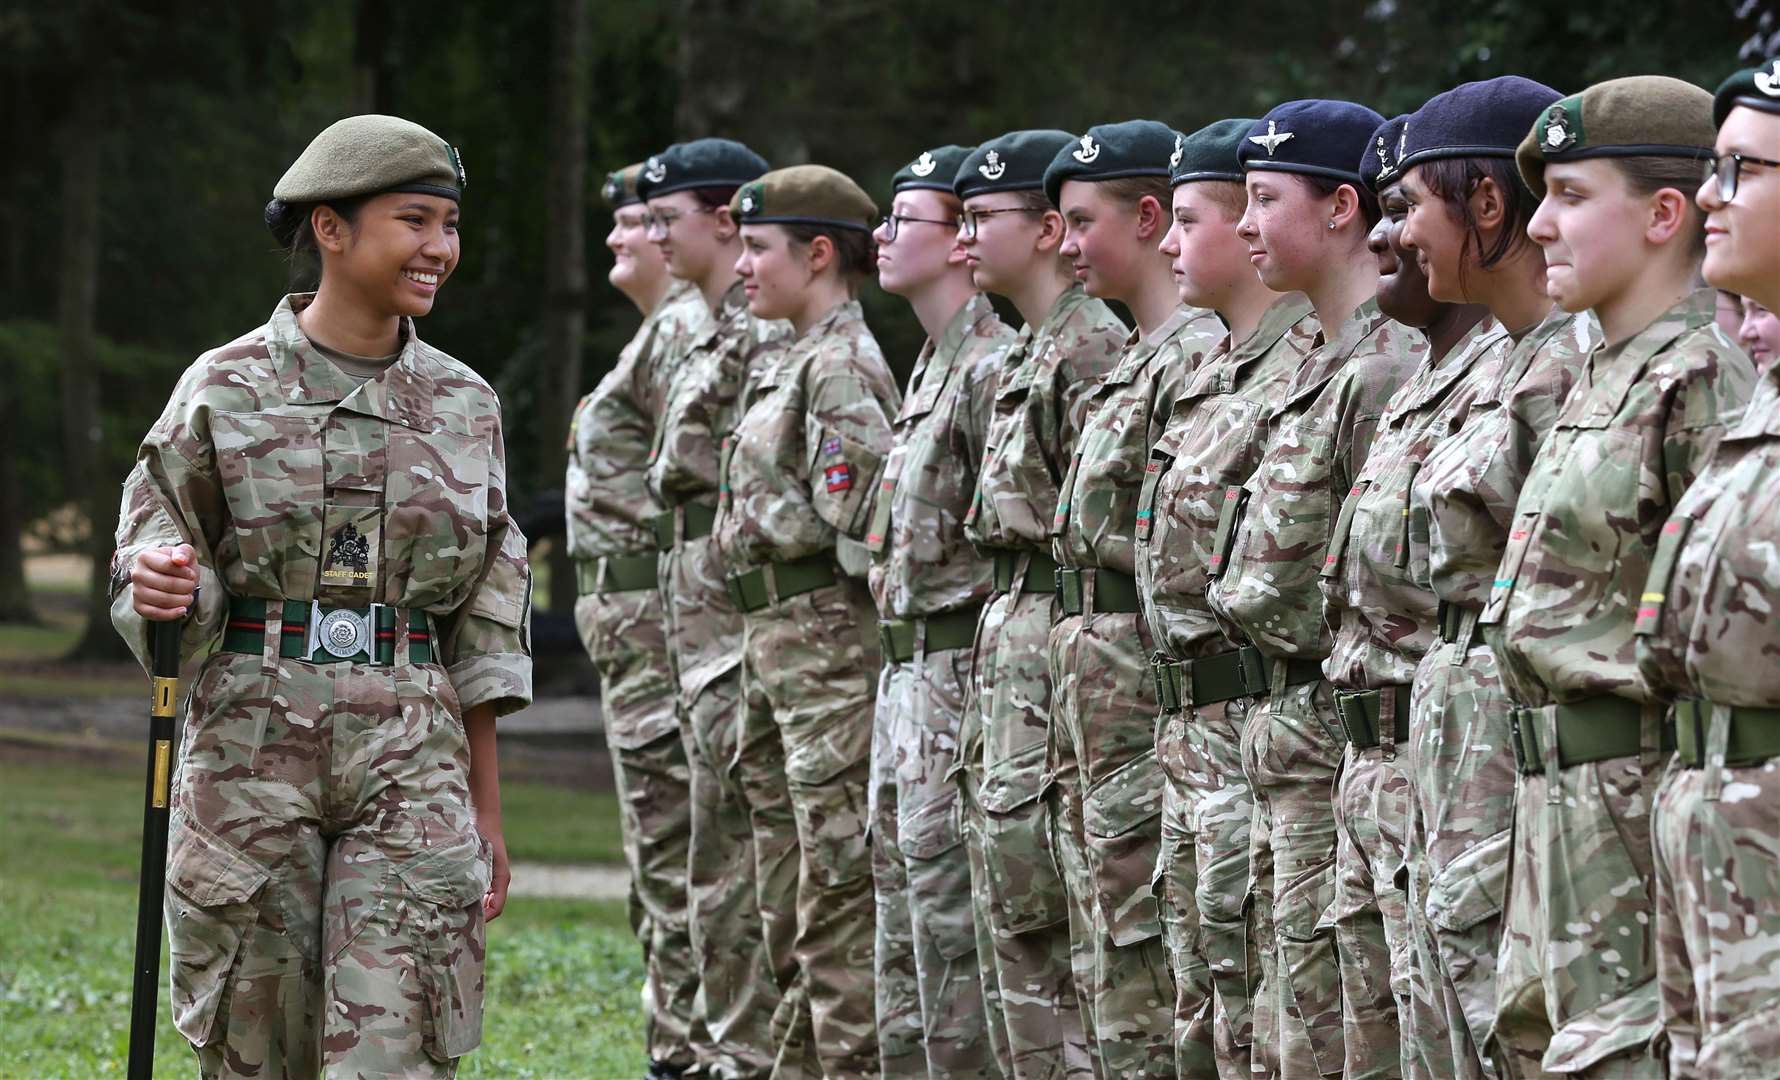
[{"left": 127, "top": 618, "right": 182, "bottom": 1079}]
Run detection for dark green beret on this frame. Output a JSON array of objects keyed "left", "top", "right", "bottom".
[
  {"left": 600, "top": 163, "right": 644, "bottom": 209},
  {"left": 893, "top": 145, "right": 975, "bottom": 194},
  {"left": 954, "top": 130, "right": 1075, "bottom": 199},
  {"left": 732, "top": 165, "right": 878, "bottom": 233},
  {"left": 1042, "top": 120, "right": 1178, "bottom": 206},
  {"left": 636, "top": 138, "right": 769, "bottom": 200},
  {"left": 274, "top": 114, "right": 464, "bottom": 203},
  {"left": 1713, "top": 57, "right": 1780, "bottom": 127},
  {"left": 1171, "top": 119, "right": 1255, "bottom": 187},
  {"left": 1517, "top": 75, "right": 1715, "bottom": 198}
]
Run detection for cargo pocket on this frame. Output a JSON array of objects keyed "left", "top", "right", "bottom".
[
  {"left": 1424, "top": 829, "right": 1509, "bottom": 936},
  {"left": 786, "top": 715, "right": 873, "bottom": 888},
  {"left": 395, "top": 836, "right": 493, "bottom": 1062},
  {"left": 902, "top": 792, "right": 978, "bottom": 960},
  {"left": 164, "top": 814, "right": 270, "bottom": 1047},
  {"left": 979, "top": 742, "right": 1066, "bottom": 933},
  {"left": 1199, "top": 825, "right": 1258, "bottom": 1042},
  {"left": 1083, "top": 750, "right": 1164, "bottom": 946},
  {"left": 1274, "top": 816, "right": 1344, "bottom": 1074}
]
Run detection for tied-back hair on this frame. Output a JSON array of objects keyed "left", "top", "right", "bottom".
[
  {"left": 784, "top": 223, "right": 877, "bottom": 291},
  {"left": 264, "top": 195, "right": 370, "bottom": 289}
]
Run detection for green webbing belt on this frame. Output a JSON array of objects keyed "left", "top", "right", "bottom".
[
  {"left": 879, "top": 605, "right": 984, "bottom": 663},
  {"left": 1673, "top": 699, "right": 1780, "bottom": 768},
  {"left": 649, "top": 502, "right": 718, "bottom": 552},
  {"left": 1153, "top": 646, "right": 1324, "bottom": 711},
  {"left": 575, "top": 552, "right": 659, "bottom": 596},
  {"left": 1510, "top": 695, "right": 1672, "bottom": 775},
  {"left": 222, "top": 597, "right": 434, "bottom": 665},
  {"left": 1054, "top": 567, "right": 1140, "bottom": 615},
  {"left": 725, "top": 555, "right": 837, "bottom": 614},
  {"left": 991, "top": 550, "right": 1059, "bottom": 593},
  {"left": 1334, "top": 685, "right": 1411, "bottom": 749}
]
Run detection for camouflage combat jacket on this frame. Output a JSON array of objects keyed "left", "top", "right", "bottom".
[
  {"left": 1481, "top": 290, "right": 1755, "bottom": 707},
  {"left": 717, "top": 299, "right": 900, "bottom": 571},
  {"left": 867, "top": 293, "right": 1014, "bottom": 619},
  {"left": 1320, "top": 317, "right": 1511, "bottom": 690},
  {"left": 1207, "top": 299, "right": 1426, "bottom": 661},
  {"left": 1409, "top": 309, "right": 1596, "bottom": 617},
  {"left": 1052, "top": 305, "right": 1226, "bottom": 577},
  {"left": 964, "top": 285, "right": 1125, "bottom": 556},
  {"left": 1137, "top": 295, "right": 1318, "bottom": 660},
  {"left": 1638, "top": 364, "right": 1780, "bottom": 707},
  {"left": 566, "top": 280, "right": 706, "bottom": 558},
  {"left": 110, "top": 294, "right": 533, "bottom": 716}
]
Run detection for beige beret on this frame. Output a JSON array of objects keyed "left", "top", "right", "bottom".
[{"left": 274, "top": 114, "right": 464, "bottom": 204}]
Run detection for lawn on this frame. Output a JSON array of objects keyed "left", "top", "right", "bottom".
[{"left": 0, "top": 753, "right": 647, "bottom": 1078}]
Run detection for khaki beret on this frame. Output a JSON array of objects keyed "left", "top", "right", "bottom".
[
  {"left": 732, "top": 165, "right": 877, "bottom": 233},
  {"left": 1516, "top": 76, "right": 1714, "bottom": 197},
  {"left": 274, "top": 114, "right": 464, "bottom": 204}
]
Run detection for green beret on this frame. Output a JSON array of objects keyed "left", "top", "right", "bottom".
[
  {"left": 954, "top": 130, "right": 1075, "bottom": 199},
  {"left": 893, "top": 145, "right": 975, "bottom": 194},
  {"left": 1171, "top": 119, "right": 1255, "bottom": 187},
  {"left": 274, "top": 114, "right": 464, "bottom": 204},
  {"left": 600, "top": 163, "right": 644, "bottom": 209},
  {"left": 636, "top": 138, "right": 769, "bottom": 200},
  {"left": 732, "top": 165, "right": 878, "bottom": 233},
  {"left": 1516, "top": 75, "right": 1715, "bottom": 197},
  {"left": 1713, "top": 57, "right": 1780, "bottom": 127},
  {"left": 1043, "top": 120, "right": 1178, "bottom": 206}
]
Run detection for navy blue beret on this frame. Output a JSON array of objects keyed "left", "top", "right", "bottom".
[
  {"left": 1170, "top": 119, "right": 1255, "bottom": 187},
  {"left": 1043, "top": 120, "right": 1179, "bottom": 206},
  {"left": 893, "top": 145, "right": 975, "bottom": 195},
  {"left": 1238, "top": 100, "right": 1385, "bottom": 185},
  {"left": 1398, "top": 76, "right": 1562, "bottom": 174},
  {"left": 1359, "top": 115, "right": 1410, "bottom": 194},
  {"left": 956, "top": 130, "right": 1076, "bottom": 199},
  {"left": 636, "top": 138, "right": 769, "bottom": 200}
]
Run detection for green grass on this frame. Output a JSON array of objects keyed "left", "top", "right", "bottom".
[
  {"left": 0, "top": 755, "right": 646, "bottom": 1078},
  {"left": 0, "top": 619, "right": 81, "bottom": 663},
  {"left": 502, "top": 775, "right": 626, "bottom": 866}
]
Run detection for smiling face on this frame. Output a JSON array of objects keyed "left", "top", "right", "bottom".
[
  {"left": 316, "top": 192, "right": 459, "bottom": 318},
  {"left": 1158, "top": 181, "right": 1252, "bottom": 311},
  {"left": 1697, "top": 106, "right": 1780, "bottom": 309},
  {"left": 1741, "top": 296, "right": 1780, "bottom": 367},
  {"left": 874, "top": 189, "right": 963, "bottom": 296},
  {"left": 1366, "top": 180, "right": 1441, "bottom": 328},
  {"left": 1525, "top": 159, "right": 1651, "bottom": 314},
  {"left": 734, "top": 223, "right": 811, "bottom": 321},
  {"left": 1236, "top": 172, "right": 1332, "bottom": 294},
  {"left": 1398, "top": 165, "right": 1472, "bottom": 304},
  {"left": 1057, "top": 179, "right": 1159, "bottom": 301},
  {"left": 644, "top": 190, "right": 726, "bottom": 282},
  {"left": 607, "top": 203, "right": 667, "bottom": 294}
]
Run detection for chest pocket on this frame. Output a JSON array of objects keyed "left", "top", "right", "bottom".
[
  {"left": 384, "top": 423, "right": 491, "bottom": 604},
  {"left": 212, "top": 411, "right": 325, "bottom": 598}
]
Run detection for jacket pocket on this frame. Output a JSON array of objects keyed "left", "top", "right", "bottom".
[
  {"left": 164, "top": 814, "right": 271, "bottom": 1047},
  {"left": 210, "top": 411, "right": 325, "bottom": 597},
  {"left": 386, "top": 425, "right": 491, "bottom": 602},
  {"left": 394, "top": 835, "right": 493, "bottom": 1062}
]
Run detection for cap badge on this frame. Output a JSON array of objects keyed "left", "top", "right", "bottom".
[
  {"left": 1168, "top": 135, "right": 1183, "bottom": 170},
  {"left": 603, "top": 174, "right": 621, "bottom": 201},
  {"left": 910, "top": 151, "right": 937, "bottom": 177},
  {"left": 1542, "top": 105, "right": 1576, "bottom": 152},
  {"left": 740, "top": 192, "right": 757, "bottom": 214},
  {"left": 1072, "top": 135, "right": 1102, "bottom": 164},
  {"left": 643, "top": 156, "right": 667, "bottom": 183},
  {"left": 1249, "top": 120, "right": 1294, "bottom": 156},
  {"left": 978, "top": 150, "right": 1006, "bottom": 180},
  {"left": 1373, "top": 135, "right": 1396, "bottom": 181},
  {"left": 447, "top": 144, "right": 467, "bottom": 188},
  {"left": 1397, "top": 125, "right": 1408, "bottom": 162},
  {"left": 1756, "top": 59, "right": 1780, "bottom": 97}
]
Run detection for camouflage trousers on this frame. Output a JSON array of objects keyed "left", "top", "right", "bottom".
[
  {"left": 1241, "top": 675, "right": 1349, "bottom": 1078},
  {"left": 164, "top": 651, "right": 489, "bottom": 1079},
  {"left": 1403, "top": 626, "right": 1535, "bottom": 1080},
  {"left": 964, "top": 580, "right": 1094, "bottom": 1079},
  {"left": 1652, "top": 746, "right": 1780, "bottom": 1079},
  {"left": 1332, "top": 735, "right": 1413, "bottom": 1080},
  {"left": 1496, "top": 741, "right": 1665, "bottom": 1078},
  {"left": 872, "top": 631, "right": 994, "bottom": 1078},
  {"left": 1156, "top": 699, "right": 1262, "bottom": 1079},
  {"left": 661, "top": 538, "right": 784, "bottom": 1077},
  {"left": 575, "top": 589, "right": 698, "bottom": 1070},
  {"left": 738, "top": 575, "right": 880, "bottom": 1079},
  {"left": 1048, "top": 609, "right": 1174, "bottom": 1079}
]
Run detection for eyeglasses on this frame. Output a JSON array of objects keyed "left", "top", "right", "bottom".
[
  {"left": 643, "top": 206, "right": 718, "bottom": 236},
  {"left": 957, "top": 206, "right": 1045, "bottom": 240},
  {"left": 877, "top": 213, "right": 955, "bottom": 244},
  {"left": 1702, "top": 152, "right": 1780, "bottom": 203}
]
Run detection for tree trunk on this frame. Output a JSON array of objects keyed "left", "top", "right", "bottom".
[
  {"left": 0, "top": 372, "right": 36, "bottom": 623},
  {"left": 541, "top": 0, "right": 591, "bottom": 617},
  {"left": 353, "top": 0, "right": 395, "bottom": 114}
]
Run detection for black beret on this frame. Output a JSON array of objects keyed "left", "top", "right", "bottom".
[
  {"left": 600, "top": 163, "right": 644, "bottom": 209},
  {"left": 1238, "top": 100, "right": 1385, "bottom": 185},
  {"left": 732, "top": 165, "right": 878, "bottom": 233},
  {"left": 1171, "top": 119, "right": 1255, "bottom": 187},
  {"left": 893, "top": 145, "right": 975, "bottom": 195},
  {"left": 955, "top": 130, "right": 1076, "bottom": 199},
  {"left": 1516, "top": 76, "right": 1715, "bottom": 198},
  {"left": 1398, "top": 77, "right": 1562, "bottom": 175},
  {"left": 1713, "top": 57, "right": 1780, "bottom": 127},
  {"left": 636, "top": 138, "right": 769, "bottom": 200},
  {"left": 1359, "top": 115, "right": 1409, "bottom": 194},
  {"left": 1043, "top": 120, "right": 1179, "bottom": 206}
]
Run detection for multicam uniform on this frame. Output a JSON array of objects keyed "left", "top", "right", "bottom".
[
  {"left": 1318, "top": 314, "right": 1511, "bottom": 1077},
  {"left": 646, "top": 280, "right": 789, "bottom": 1077},
  {"left": 1481, "top": 290, "right": 1754, "bottom": 1076},
  {"left": 1208, "top": 298, "right": 1426, "bottom": 1079},
  {"left": 1049, "top": 303, "right": 1225, "bottom": 1078},
  {"left": 962, "top": 284, "right": 1122, "bottom": 1080},
  {"left": 111, "top": 295, "right": 532, "bottom": 1078},
  {"left": 866, "top": 292, "right": 1013, "bottom": 1077},
  {"left": 1405, "top": 306, "right": 1595, "bottom": 1078},
  {"left": 564, "top": 278, "right": 706, "bottom": 1071},
  {"left": 717, "top": 297, "right": 898, "bottom": 1079},
  {"left": 1638, "top": 352, "right": 1780, "bottom": 1080},
  {"left": 1135, "top": 294, "right": 1318, "bottom": 1078}
]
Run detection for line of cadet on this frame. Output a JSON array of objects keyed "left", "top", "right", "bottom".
[{"left": 564, "top": 59, "right": 1780, "bottom": 1080}]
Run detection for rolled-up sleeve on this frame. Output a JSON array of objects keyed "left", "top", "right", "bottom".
[{"left": 439, "top": 412, "right": 534, "bottom": 717}]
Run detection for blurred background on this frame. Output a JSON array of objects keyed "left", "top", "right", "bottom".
[{"left": 1, "top": 1, "right": 1774, "bottom": 1073}]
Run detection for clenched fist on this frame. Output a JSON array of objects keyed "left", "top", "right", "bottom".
[{"left": 130, "top": 544, "right": 199, "bottom": 621}]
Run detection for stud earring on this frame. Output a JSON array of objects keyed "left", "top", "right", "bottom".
[{"left": 1327, "top": 221, "right": 1336, "bottom": 230}]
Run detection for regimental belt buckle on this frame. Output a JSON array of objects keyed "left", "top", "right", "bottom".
[{"left": 306, "top": 601, "right": 381, "bottom": 663}]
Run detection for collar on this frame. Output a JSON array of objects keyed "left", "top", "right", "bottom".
[
  {"left": 269, "top": 294, "right": 436, "bottom": 429},
  {"left": 1577, "top": 288, "right": 1713, "bottom": 421}
]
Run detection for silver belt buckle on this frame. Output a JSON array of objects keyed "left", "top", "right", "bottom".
[{"left": 306, "top": 601, "right": 377, "bottom": 662}]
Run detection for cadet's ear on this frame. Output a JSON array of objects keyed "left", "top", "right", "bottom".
[
  {"left": 711, "top": 205, "right": 737, "bottom": 241},
  {"left": 806, "top": 232, "right": 836, "bottom": 275},
  {"left": 1329, "top": 183, "right": 1366, "bottom": 234},
  {"left": 1036, "top": 208, "right": 1067, "bottom": 253},
  {"left": 1644, "top": 186, "right": 1693, "bottom": 248},
  {"left": 311, "top": 205, "right": 353, "bottom": 253},
  {"left": 1470, "top": 174, "right": 1506, "bottom": 233},
  {"left": 1135, "top": 194, "right": 1166, "bottom": 240}
]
